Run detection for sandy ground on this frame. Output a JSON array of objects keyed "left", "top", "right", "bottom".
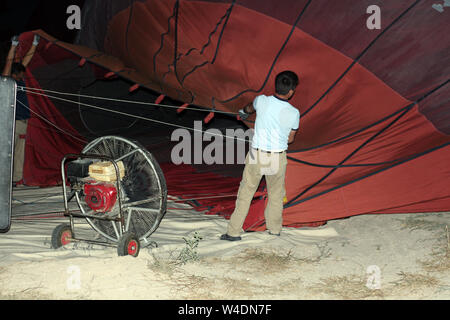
[{"left": 0, "top": 186, "right": 449, "bottom": 300}]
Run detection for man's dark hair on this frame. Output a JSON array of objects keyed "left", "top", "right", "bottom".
[
  {"left": 275, "top": 71, "right": 299, "bottom": 95},
  {"left": 11, "top": 62, "right": 26, "bottom": 75}
]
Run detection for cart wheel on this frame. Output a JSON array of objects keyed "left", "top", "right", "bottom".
[
  {"left": 117, "top": 232, "right": 140, "bottom": 257},
  {"left": 52, "top": 223, "right": 72, "bottom": 249}
]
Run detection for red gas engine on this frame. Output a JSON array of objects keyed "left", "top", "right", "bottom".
[
  {"left": 67, "top": 159, "right": 124, "bottom": 214},
  {"left": 84, "top": 181, "right": 118, "bottom": 213}
]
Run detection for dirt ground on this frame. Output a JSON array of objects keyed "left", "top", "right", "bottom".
[{"left": 1, "top": 198, "right": 448, "bottom": 300}]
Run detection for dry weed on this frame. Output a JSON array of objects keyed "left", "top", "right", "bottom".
[
  {"left": 0, "top": 284, "right": 53, "bottom": 300},
  {"left": 388, "top": 271, "right": 441, "bottom": 298},
  {"left": 308, "top": 275, "right": 385, "bottom": 300},
  {"left": 420, "top": 225, "right": 450, "bottom": 273},
  {"left": 147, "top": 252, "right": 180, "bottom": 276},
  {"left": 398, "top": 217, "right": 445, "bottom": 232},
  {"left": 174, "top": 274, "right": 217, "bottom": 299},
  {"left": 392, "top": 271, "right": 439, "bottom": 289},
  {"left": 235, "top": 248, "right": 294, "bottom": 274}
]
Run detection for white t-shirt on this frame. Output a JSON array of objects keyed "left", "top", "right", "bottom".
[{"left": 251, "top": 95, "right": 300, "bottom": 152}]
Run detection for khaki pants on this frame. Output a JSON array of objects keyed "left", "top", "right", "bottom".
[
  {"left": 227, "top": 148, "right": 287, "bottom": 236},
  {"left": 13, "top": 119, "right": 28, "bottom": 182}
]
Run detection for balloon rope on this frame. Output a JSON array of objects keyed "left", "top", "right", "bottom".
[
  {"left": 19, "top": 86, "right": 238, "bottom": 115},
  {"left": 20, "top": 87, "right": 250, "bottom": 143}
]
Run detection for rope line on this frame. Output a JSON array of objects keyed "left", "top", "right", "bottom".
[
  {"left": 16, "top": 99, "right": 87, "bottom": 144},
  {"left": 170, "top": 194, "right": 239, "bottom": 201},
  {"left": 21, "top": 87, "right": 250, "bottom": 143},
  {"left": 19, "top": 86, "right": 239, "bottom": 116},
  {"left": 77, "top": 87, "right": 140, "bottom": 135},
  {"left": 22, "top": 87, "right": 400, "bottom": 170}
]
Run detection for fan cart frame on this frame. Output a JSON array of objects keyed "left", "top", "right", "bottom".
[
  {"left": 52, "top": 136, "right": 167, "bottom": 257},
  {"left": 54, "top": 153, "right": 141, "bottom": 257}
]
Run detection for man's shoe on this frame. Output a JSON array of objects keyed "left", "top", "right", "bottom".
[
  {"left": 268, "top": 231, "right": 280, "bottom": 236},
  {"left": 220, "top": 234, "right": 241, "bottom": 241}
]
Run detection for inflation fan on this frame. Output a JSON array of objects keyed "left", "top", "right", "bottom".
[{"left": 51, "top": 136, "right": 168, "bottom": 257}]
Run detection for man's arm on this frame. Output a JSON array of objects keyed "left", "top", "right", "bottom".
[
  {"left": 288, "top": 110, "right": 300, "bottom": 144},
  {"left": 2, "top": 37, "right": 18, "bottom": 76},
  {"left": 21, "top": 34, "right": 40, "bottom": 68},
  {"left": 288, "top": 129, "right": 297, "bottom": 144}
]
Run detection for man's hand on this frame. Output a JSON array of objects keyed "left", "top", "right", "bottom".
[
  {"left": 32, "top": 34, "right": 40, "bottom": 46},
  {"left": 11, "top": 35, "right": 19, "bottom": 47},
  {"left": 238, "top": 109, "right": 249, "bottom": 120},
  {"left": 238, "top": 102, "right": 256, "bottom": 120},
  {"left": 243, "top": 103, "right": 255, "bottom": 114}
]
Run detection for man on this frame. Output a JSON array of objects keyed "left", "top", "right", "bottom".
[
  {"left": 221, "top": 70, "right": 300, "bottom": 241},
  {"left": 2, "top": 34, "right": 40, "bottom": 186}
]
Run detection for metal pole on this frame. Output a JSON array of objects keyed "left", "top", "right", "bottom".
[{"left": 0, "top": 77, "right": 17, "bottom": 233}]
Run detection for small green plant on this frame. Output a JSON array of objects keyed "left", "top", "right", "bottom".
[{"left": 177, "top": 232, "right": 203, "bottom": 265}]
